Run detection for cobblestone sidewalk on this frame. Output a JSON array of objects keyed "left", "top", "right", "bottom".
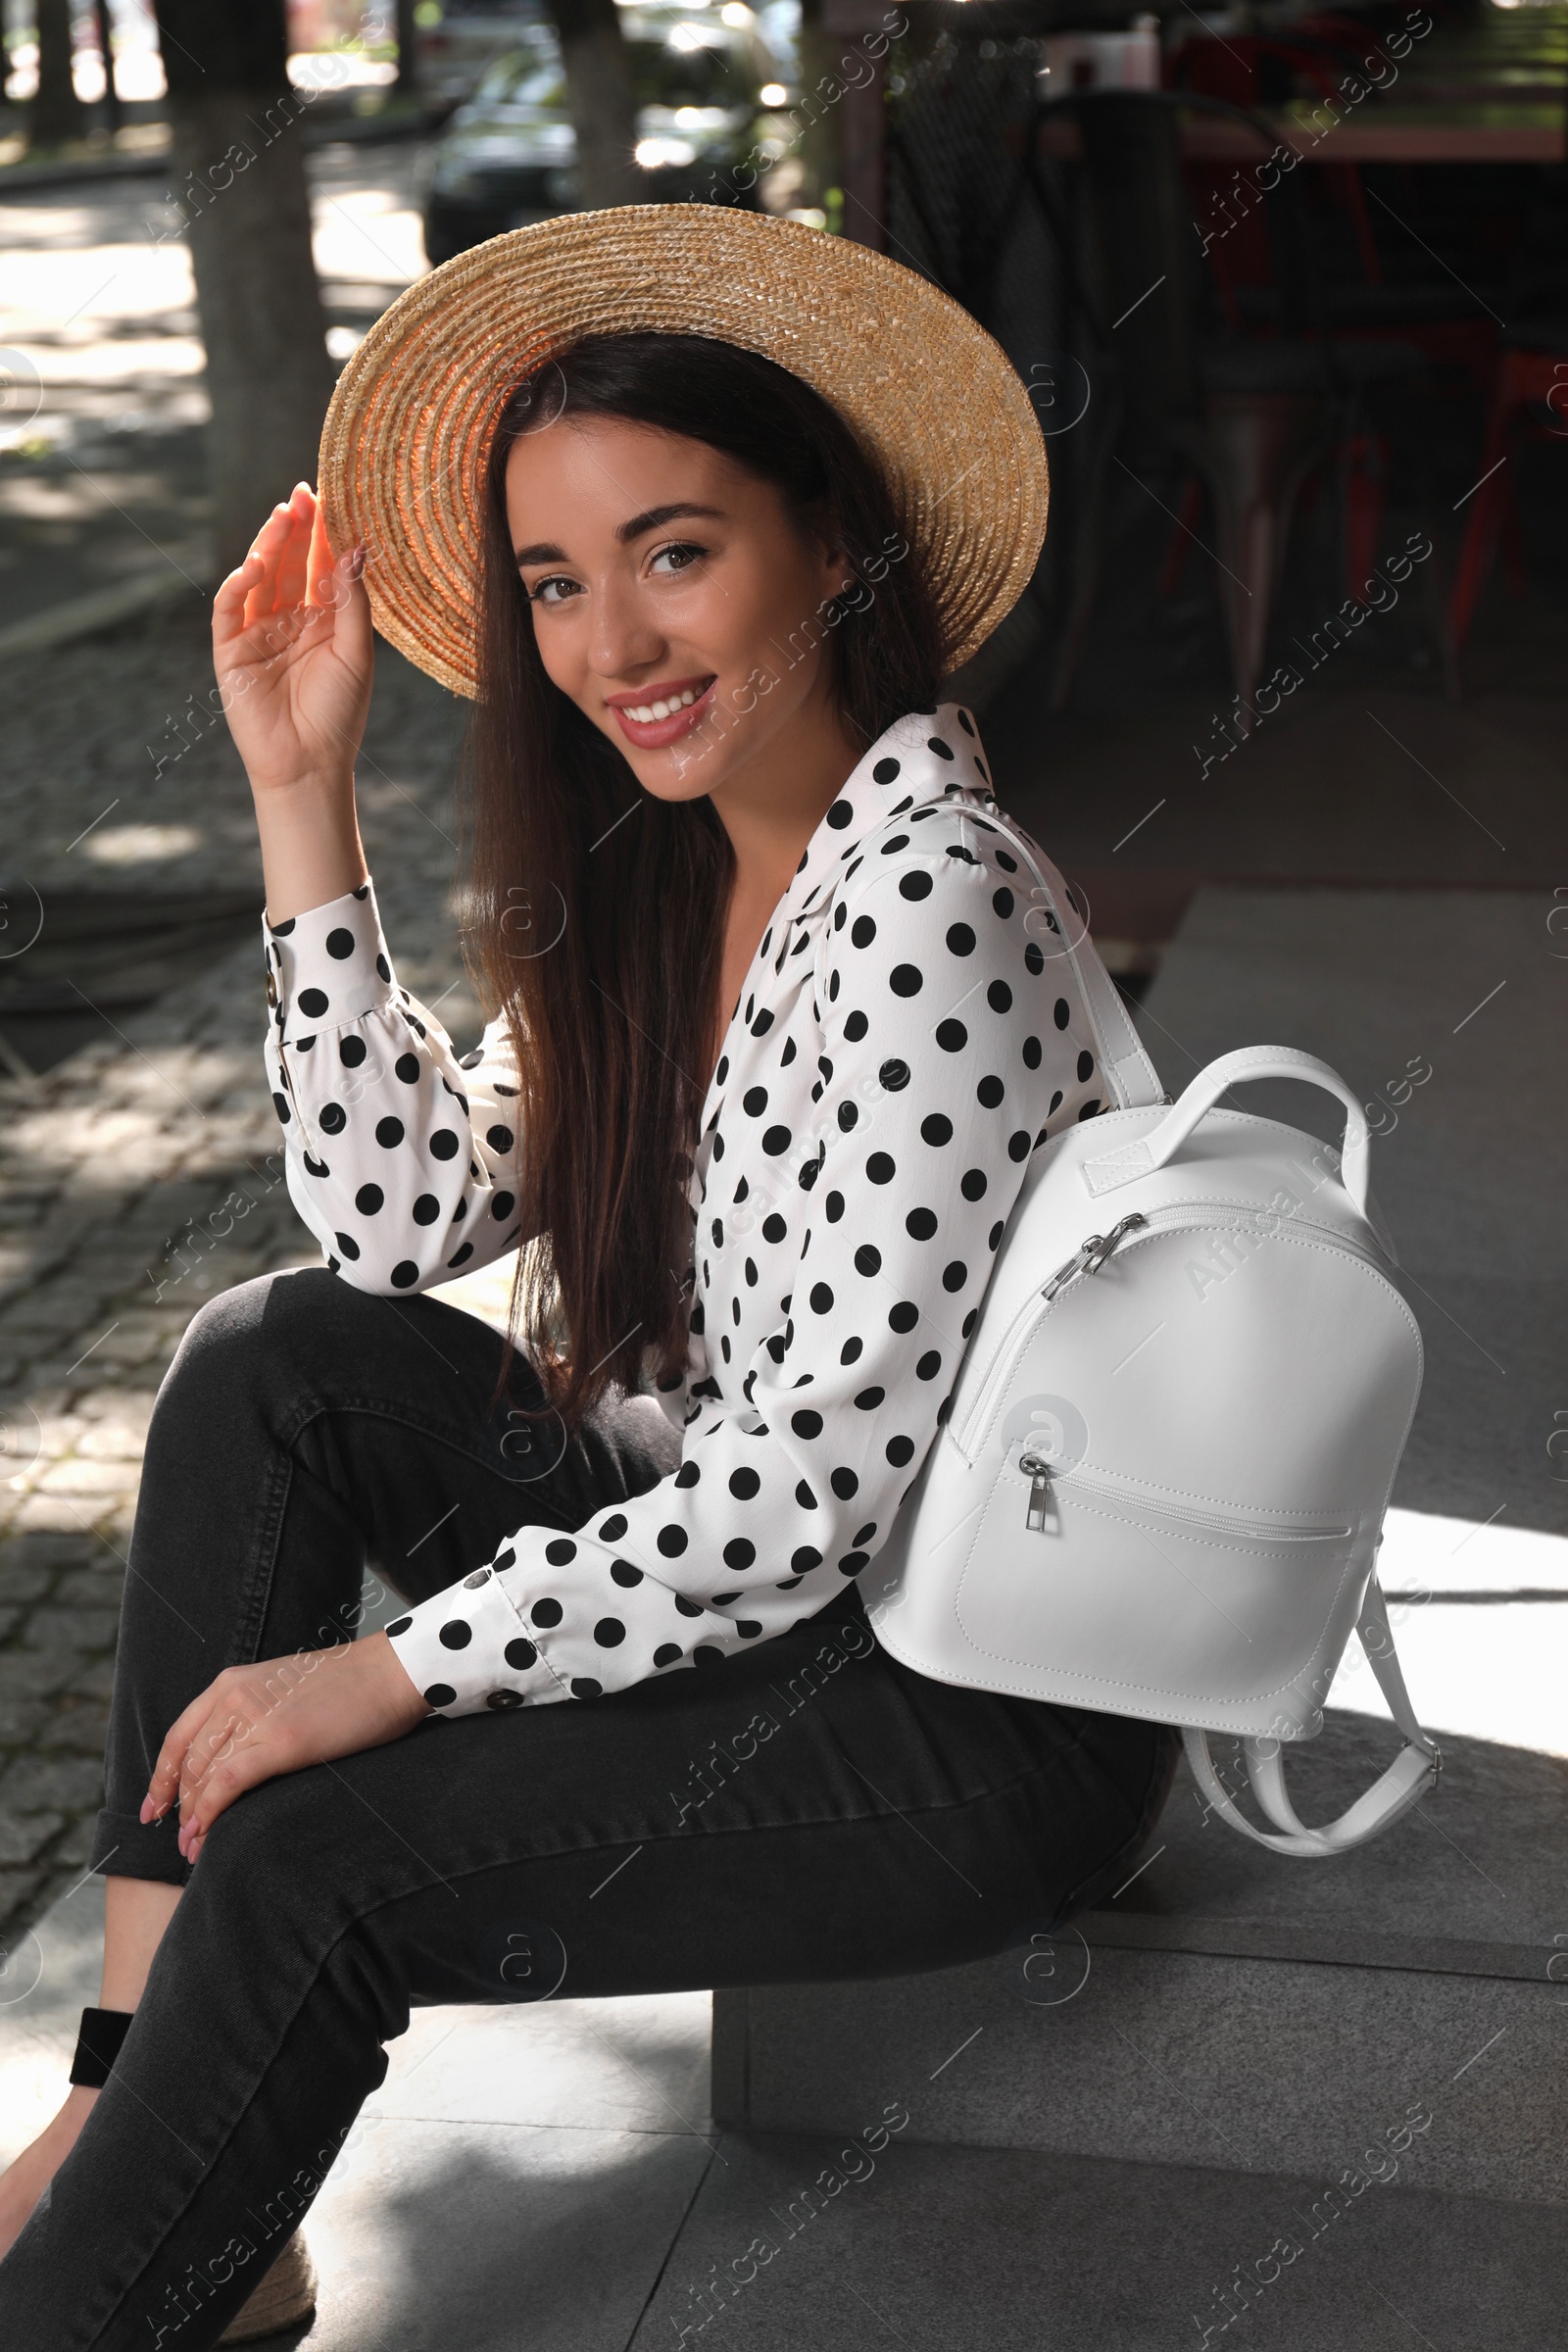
[{"left": 0, "top": 598, "right": 476, "bottom": 1947}]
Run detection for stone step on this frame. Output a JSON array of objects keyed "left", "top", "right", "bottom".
[
  {"left": 711, "top": 1716, "right": 1565, "bottom": 2209},
  {"left": 628, "top": 2129, "right": 1568, "bottom": 2352}
]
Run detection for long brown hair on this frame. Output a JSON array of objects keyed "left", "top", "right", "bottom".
[{"left": 461, "top": 330, "right": 943, "bottom": 1428}]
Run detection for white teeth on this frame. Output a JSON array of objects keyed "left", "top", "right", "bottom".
[{"left": 624, "top": 686, "right": 702, "bottom": 725}]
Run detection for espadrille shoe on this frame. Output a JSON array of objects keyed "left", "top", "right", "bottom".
[{"left": 218, "top": 2232, "right": 318, "bottom": 2343}]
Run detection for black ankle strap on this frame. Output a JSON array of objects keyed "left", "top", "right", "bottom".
[{"left": 69, "top": 2005, "right": 133, "bottom": 2087}]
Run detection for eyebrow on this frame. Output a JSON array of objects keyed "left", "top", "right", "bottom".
[{"left": 513, "top": 502, "right": 727, "bottom": 567}]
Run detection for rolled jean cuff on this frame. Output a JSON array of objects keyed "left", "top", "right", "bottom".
[{"left": 89, "top": 1804, "right": 191, "bottom": 1886}]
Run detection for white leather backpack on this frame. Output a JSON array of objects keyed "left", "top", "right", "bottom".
[{"left": 866, "top": 826, "right": 1441, "bottom": 1857}]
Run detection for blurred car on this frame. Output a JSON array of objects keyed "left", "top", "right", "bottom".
[
  {"left": 420, "top": 2, "right": 794, "bottom": 262},
  {"left": 414, "top": 0, "right": 553, "bottom": 119}
]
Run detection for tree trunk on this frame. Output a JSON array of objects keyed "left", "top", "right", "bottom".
[
  {"left": 93, "top": 0, "right": 122, "bottom": 135},
  {"left": 394, "top": 0, "right": 420, "bottom": 100},
  {"left": 542, "top": 0, "right": 642, "bottom": 211},
  {"left": 30, "top": 0, "right": 86, "bottom": 150},
  {"left": 154, "top": 3, "right": 337, "bottom": 578}
]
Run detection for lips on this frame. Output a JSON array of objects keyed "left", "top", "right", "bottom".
[{"left": 607, "top": 675, "right": 716, "bottom": 751}]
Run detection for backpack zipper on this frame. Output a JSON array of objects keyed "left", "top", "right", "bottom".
[{"left": 955, "top": 1201, "right": 1390, "bottom": 1467}]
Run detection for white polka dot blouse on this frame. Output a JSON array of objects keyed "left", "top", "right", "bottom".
[{"left": 261, "top": 703, "right": 1114, "bottom": 1717}]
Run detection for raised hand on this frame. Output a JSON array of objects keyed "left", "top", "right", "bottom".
[{"left": 213, "top": 479, "right": 375, "bottom": 799}]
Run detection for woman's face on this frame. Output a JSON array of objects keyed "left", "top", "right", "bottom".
[{"left": 503, "top": 413, "right": 858, "bottom": 805}]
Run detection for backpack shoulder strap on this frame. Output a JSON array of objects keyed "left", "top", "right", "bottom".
[
  {"left": 989, "top": 814, "right": 1168, "bottom": 1112},
  {"left": 1182, "top": 1580, "right": 1442, "bottom": 1856}
]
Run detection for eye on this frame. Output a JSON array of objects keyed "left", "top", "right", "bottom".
[
  {"left": 650, "top": 540, "right": 707, "bottom": 577},
  {"left": 525, "top": 573, "right": 580, "bottom": 607}
]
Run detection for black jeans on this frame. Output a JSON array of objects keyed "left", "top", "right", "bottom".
[{"left": 0, "top": 1268, "right": 1178, "bottom": 2350}]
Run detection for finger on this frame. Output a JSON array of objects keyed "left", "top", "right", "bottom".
[
  {"left": 273, "top": 482, "right": 316, "bottom": 612},
  {"left": 144, "top": 1682, "right": 226, "bottom": 1821},
  {"left": 240, "top": 500, "right": 304, "bottom": 629},
  {"left": 213, "top": 552, "right": 267, "bottom": 651},
  {"left": 182, "top": 1749, "right": 267, "bottom": 1851}
]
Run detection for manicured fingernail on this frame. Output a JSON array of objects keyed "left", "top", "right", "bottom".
[{"left": 139, "top": 1796, "right": 152, "bottom": 1824}]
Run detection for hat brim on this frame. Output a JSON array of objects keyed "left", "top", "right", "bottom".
[{"left": 317, "top": 204, "right": 1049, "bottom": 699}]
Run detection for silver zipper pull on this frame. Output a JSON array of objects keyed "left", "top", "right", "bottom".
[{"left": 1020, "top": 1451, "right": 1052, "bottom": 1530}]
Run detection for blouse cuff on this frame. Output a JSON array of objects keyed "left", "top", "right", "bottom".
[
  {"left": 263, "top": 880, "right": 396, "bottom": 1048},
  {"left": 386, "top": 1565, "right": 568, "bottom": 1717}
]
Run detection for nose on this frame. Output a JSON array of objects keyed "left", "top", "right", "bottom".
[{"left": 586, "top": 564, "right": 665, "bottom": 685}]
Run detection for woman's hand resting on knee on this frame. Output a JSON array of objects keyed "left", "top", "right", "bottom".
[{"left": 142, "top": 1635, "right": 429, "bottom": 1864}]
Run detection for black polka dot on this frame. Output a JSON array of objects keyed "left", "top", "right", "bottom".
[
  {"left": 808, "top": 1282, "right": 834, "bottom": 1313},
  {"left": 729, "top": 1467, "right": 760, "bottom": 1499},
  {"left": 422, "top": 1684, "right": 457, "bottom": 1708},
  {"left": 326, "top": 927, "right": 356, "bottom": 959},
  {"left": 375, "top": 1116, "right": 405, "bottom": 1149},
  {"left": 960, "top": 1167, "right": 988, "bottom": 1200},
  {"left": 942, "top": 1259, "right": 968, "bottom": 1292},
  {"left": 890, "top": 963, "right": 923, "bottom": 998},
  {"left": 873, "top": 757, "right": 901, "bottom": 783},
  {"left": 413, "top": 1194, "right": 440, "bottom": 1224},
  {"left": 391, "top": 1261, "right": 418, "bottom": 1288},
  {"left": 724, "top": 1538, "right": 756, "bottom": 1569},
  {"left": 906, "top": 1207, "right": 937, "bottom": 1241},
  {"left": 826, "top": 798, "right": 854, "bottom": 828},
  {"left": 334, "top": 1231, "right": 360, "bottom": 1260},
  {"left": 654, "top": 1642, "right": 683, "bottom": 1668},
  {"left": 899, "top": 870, "right": 932, "bottom": 902},
  {"left": 851, "top": 914, "right": 876, "bottom": 949},
  {"left": 298, "top": 988, "right": 328, "bottom": 1018},
  {"left": 430, "top": 1131, "right": 460, "bottom": 1160},
  {"left": 319, "top": 1103, "right": 347, "bottom": 1135},
  {"left": 795, "top": 1479, "right": 817, "bottom": 1509},
  {"left": 935, "top": 1018, "right": 967, "bottom": 1052},
  {"left": 438, "top": 1620, "right": 472, "bottom": 1649},
  {"left": 1078, "top": 1098, "right": 1102, "bottom": 1121},
  {"left": 993, "top": 889, "right": 1014, "bottom": 918},
  {"left": 886, "top": 1436, "right": 915, "bottom": 1466},
  {"left": 269, "top": 915, "right": 296, "bottom": 936},
  {"left": 448, "top": 1243, "right": 474, "bottom": 1267},
  {"left": 1054, "top": 998, "right": 1071, "bottom": 1029},
  {"left": 977, "top": 1075, "right": 1004, "bottom": 1108},
  {"left": 270, "top": 1091, "right": 291, "bottom": 1124},
  {"left": 867, "top": 1152, "right": 896, "bottom": 1184},
  {"left": 879, "top": 1058, "right": 909, "bottom": 1092},
  {"left": 830, "top": 1466, "right": 858, "bottom": 1498},
  {"left": 1025, "top": 941, "right": 1046, "bottom": 974},
  {"left": 889, "top": 1299, "right": 919, "bottom": 1332},
  {"left": 304, "top": 1153, "right": 329, "bottom": 1177},
  {"left": 355, "top": 1183, "right": 383, "bottom": 1216},
  {"left": 570, "top": 1677, "right": 603, "bottom": 1699},
  {"left": 385, "top": 1615, "right": 413, "bottom": 1638},
  {"left": 928, "top": 736, "right": 954, "bottom": 759},
  {"left": 544, "top": 1538, "right": 577, "bottom": 1565},
  {"left": 855, "top": 1244, "right": 881, "bottom": 1275},
  {"left": 599, "top": 1513, "right": 628, "bottom": 1541},
  {"left": 531, "top": 1597, "right": 564, "bottom": 1629},
  {"left": 505, "top": 1637, "right": 537, "bottom": 1670},
  {"left": 339, "top": 1036, "right": 367, "bottom": 1068},
  {"left": 1077, "top": 1049, "right": 1096, "bottom": 1082},
  {"left": 376, "top": 954, "right": 391, "bottom": 981},
  {"left": 1023, "top": 1036, "right": 1043, "bottom": 1068},
  {"left": 855, "top": 1385, "right": 885, "bottom": 1409},
  {"left": 396, "top": 1052, "right": 421, "bottom": 1082},
  {"left": 1009, "top": 1129, "right": 1032, "bottom": 1160},
  {"left": 491, "top": 1191, "right": 515, "bottom": 1221},
  {"left": 658, "top": 1524, "right": 689, "bottom": 1557},
  {"left": 988, "top": 980, "right": 1013, "bottom": 1013},
  {"left": 791, "top": 1408, "right": 823, "bottom": 1438},
  {"left": 947, "top": 923, "right": 975, "bottom": 957},
  {"left": 487, "top": 1124, "right": 514, "bottom": 1153},
  {"left": 594, "top": 1618, "right": 625, "bottom": 1647},
  {"left": 762, "top": 1125, "right": 792, "bottom": 1155},
  {"left": 921, "top": 1113, "right": 953, "bottom": 1147}
]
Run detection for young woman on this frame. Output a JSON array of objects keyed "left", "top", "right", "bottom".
[{"left": 0, "top": 209, "right": 1176, "bottom": 2345}]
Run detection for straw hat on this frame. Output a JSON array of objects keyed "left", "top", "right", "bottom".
[{"left": 316, "top": 205, "right": 1048, "bottom": 698}]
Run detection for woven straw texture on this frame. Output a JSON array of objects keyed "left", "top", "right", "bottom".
[{"left": 317, "top": 205, "right": 1049, "bottom": 698}]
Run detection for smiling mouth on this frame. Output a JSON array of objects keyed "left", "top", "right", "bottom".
[{"left": 607, "top": 675, "right": 717, "bottom": 746}]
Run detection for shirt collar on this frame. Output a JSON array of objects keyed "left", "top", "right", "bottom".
[{"left": 772, "top": 699, "right": 997, "bottom": 942}]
